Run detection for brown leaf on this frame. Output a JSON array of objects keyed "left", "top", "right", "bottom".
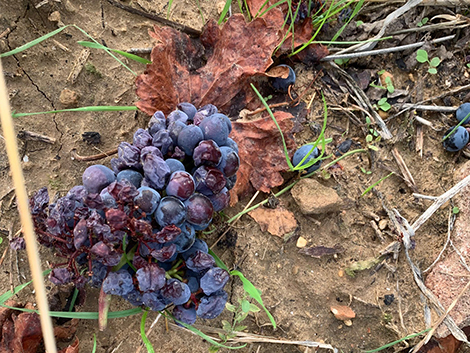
[
  {"left": 299, "top": 245, "right": 344, "bottom": 258},
  {"left": 229, "top": 111, "right": 296, "bottom": 204},
  {"left": 54, "top": 319, "right": 79, "bottom": 341},
  {"left": 136, "top": 15, "right": 282, "bottom": 116},
  {"left": 58, "top": 337, "right": 79, "bottom": 353},
  {"left": 249, "top": 207, "right": 297, "bottom": 237},
  {"left": 11, "top": 312, "right": 42, "bottom": 353},
  {"left": 265, "top": 65, "right": 290, "bottom": 79}
]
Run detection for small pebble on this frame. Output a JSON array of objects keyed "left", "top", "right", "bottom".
[
  {"left": 296, "top": 236, "right": 307, "bottom": 248},
  {"left": 378, "top": 219, "right": 388, "bottom": 230},
  {"left": 292, "top": 266, "right": 299, "bottom": 275},
  {"left": 344, "top": 319, "right": 353, "bottom": 326},
  {"left": 331, "top": 305, "right": 356, "bottom": 321},
  {"left": 59, "top": 88, "right": 79, "bottom": 108}
]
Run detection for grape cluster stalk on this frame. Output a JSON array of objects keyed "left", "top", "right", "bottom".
[{"left": 29, "top": 103, "right": 240, "bottom": 324}]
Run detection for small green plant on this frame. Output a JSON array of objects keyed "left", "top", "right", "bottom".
[
  {"left": 373, "top": 97, "right": 391, "bottom": 112},
  {"left": 453, "top": 206, "right": 460, "bottom": 214},
  {"left": 416, "top": 49, "right": 441, "bottom": 74},
  {"left": 360, "top": 166, "right": 371, "bottom": 175},
  {"left": 334, "top": 57, "right": 350, "bottom": 66},
  {"left": 417, "top": 17, "right": 429, "bottom": 27},
  {"left": 370, "top": 73, "right": 394, "bottom": 94},
  {"left": 209, "top": 294, "right": 260, "bottom": 352}
]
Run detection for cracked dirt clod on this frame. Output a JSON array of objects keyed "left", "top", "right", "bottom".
[
  {"left": 59, "top": 89, "right": 79, "bottom": 108},
  {"left": 291, "top": 178, "right": 344, "bottom": 214}
]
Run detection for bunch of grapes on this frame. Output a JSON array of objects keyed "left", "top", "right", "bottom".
[{"left": 29, "top": 103, "right": 240, "bottom": 324}]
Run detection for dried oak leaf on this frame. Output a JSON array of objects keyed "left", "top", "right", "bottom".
[
  {"left": 136, "top": 15, "right": 282, "bottom": 116},
  {"left": 229, "top": 111, "right": 296, "bottom": 204},
  {"left": 248, "top": 207, "right": 297, "bottom": 237}
]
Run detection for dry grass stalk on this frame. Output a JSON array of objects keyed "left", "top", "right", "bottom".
[{"left": 0, "top": 59, "right": 57, "bottom": 352}]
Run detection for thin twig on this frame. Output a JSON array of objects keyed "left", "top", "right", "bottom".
[
  {"left": 322, "top": 35, "right": 455, "bottom": 62},
  {"left": 71, "top": 148, "right": 118, "bottom": 161},
  {"left": 17, "top": 130, "right": 56, "bottom": 144},
  {"left": 392, "top": 148, "right": 417, "bottom": 192},
  {"left": 423, "top": 210, "right": 454, "bottom": 273},
  {"left": 106, "top": 0, "right": 201, "bottom": 37},
  {"left": 412, "top": 173, "right": 470, "bottom": 232}
]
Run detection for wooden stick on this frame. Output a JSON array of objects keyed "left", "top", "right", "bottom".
[
  {"left": 71, "top": 148, "right": 118, "bottom": 161},
  {"left": 17, "top": 130, "right": 56, "bottom": 144},
  {"left": 0, "top": 58, "right": 57, "bottom": 352}
]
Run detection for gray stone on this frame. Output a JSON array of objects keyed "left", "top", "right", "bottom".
[{"left": 291, "top": 178, "right": 343, "bottom": 215}]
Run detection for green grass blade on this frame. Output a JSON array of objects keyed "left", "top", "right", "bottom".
[
  {"left": 72, "top": 25, "right": 137, "bottom": 76},
  {"left": 0, "top": 304, "right": 143, "bottom": 319},
  {"left": 361, "top": 172, "right": 394, "bottom": 197},
  {"left": 0, "top": 269, "right": 51, "bottom": 304},
  {"left": 140, "top": 310, "right": 155, "bottom": 353},
  {"left": 195, "top": 0, "right": 206, "bottom": 24},
  {"left": 330, "top": 0, "right": 364, "bottom": 43},
  {"left": 0, "top": 26, "right": 71, "bottom": 58},
  {"left": 167, "top": 0, "right": 175, "bottom": 19},
  {"left": 256, "top": 0, "right": 289, "bottom": 18},
  {"left": 91, "top": 334, "right": 97, "bottom": 353},
  {"left": 77, "top": 41, "right": 151, "bottom": 64},
  {"left": 250, "top": 84, "right": 294, "bottom": 169},
  {"left": 12, "top": 105, "right": 138, "bottom": 118},
  {"left": 218, "top": 0, "right": 233, "bottom": 24},
  {"left": 364, "top": 328, "right": 431, "bottom": 353},
  {"left": 68, "top": 287, "right": 79, "bottom": 312},
  {"left": 164, "top": 311, "right": 247, "bottom": 349},
  {"left": 443, "top": 112, "right": 470, "bottom": 141},
  {"left": 229, "top": 270, "right": 276, "bottom": 329},
  {"left": 208, "top": 249, "right": 229, "bottom": 271}
]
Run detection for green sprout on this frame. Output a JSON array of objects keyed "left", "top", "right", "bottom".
[
  {"left": 417, "top": 17, "right": 429, "bottom": 27},
  {"left": 416, "top": 49, "right": 441, "bottom": 74},
  {"left": 373, "top": 97, "right": 391, "bottom": 112}
]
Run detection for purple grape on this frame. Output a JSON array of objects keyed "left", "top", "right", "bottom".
[
  {"left": 184, "top": 194, "right": 213, "bottom": 230},
  {"left": 123, "top": 289, "right": 144, "bottom": 306},
  {"left": 143, "top": 291, "right": 169, "bottom": 311},
  {"left": 177, "top": 102, "right": 197, "bottom": 120},
  {"left": 181, "top": 238, "right": 209, "bottom": 260},
  {"left": 193, "top": 140, "right": 222, "bottom": 167},
  {"left": 106, "top": 180, "right": 139, "bottom": 203},
  {"left": 66, "top": 185, "right": 87, "bottom": 202},
  {"left": 10, "top": 237, "right": 25, "bottom": 251},
  {"left": 161, "top": 278, "right": 191, "bottom": 305},
  {"left": 186, "top": 275, "right": 200, "bottom": 293},
  {"left": 173, "top": 305, "right": 197, "bottom": 325},
  {"left": 30, "top": 187, "right": 49, "bottom": 215},
  {"left": 102, "top": 270, "right": 134, "bottom": 296},
  {"left": 177, "top": 125, "right": 204, "bottom": 156},
  {"left": 136, "top": 263, "right": 166, "bottom": 292},
  {"left": 133, "top": 128, "right": 153, "bottom": 149},
  {"left": 194, "top": 104, "right": 218, "bottom": 125},
  {"left": 89, "top": 260, "right": 108, "bottom": 288},
  {"left": 225, "top": 174, "right": 237, "bottom": 190},
  {"left": 223, "top": 137, "right": 239, "bottom": 153},
  {"left": 142, "top": 154, "right": 171, "bottom": 190},
  {"left": 117, "top": 170, "right": 143, "bottom": 189},
  {"left": 73, "top": 219, "right": 89, "bottom": 249},
  {"left": 456, "top": 103, "right": 470, "bottom": 124},
  {"left": 155, "top": 196, "right": 186, "bottom": 227},
  {"left": 271, "top": 64, "right": 296, "bottom": 92},
  {"left": 100, "top": 187, "right": 117, "bottom": 209},
  {"left": 193, "top": 166, "right": 226, "bottom": 195},
  {"left": 166, "top": 171, "right": 195, "bottom": 200},
  {"left": 170, "top": 223, "right": 195, "bottom": 253},
  {"left": 196, "top": 291, "right": 228, "bottom": 319},
  {"left": 141, "top": 146, "right": 164, "bottom": 162},
  {"left": 168, "top": 120, "right": 188, "bottom": 144},
  {"left": 443, "top": 126, "right": 469, "bottom": 152},
  {"left": 148, "top": 111, "right": 167, "bottom": 136},
  {"left": 292, "top": 145, "right": 322, "bottom": 173},
  {"left": 167, "top": 110, "right": 189, "bottom": 125},
  {"left": 117, "top": 142, "right": 142, "bottom": 169},
  {"left": 217, "top": 147, "right": 239, "bottom": 177},
  {"left": 152, "top": 129, "right": 173, "bottom": 155},
  {"left": 172, "top": 146, "right": 186, "bottom": 160},
  {"left": 208, "top": 187, "right": 230, "bottom": 212},
  {"left": 200, "top": 267, "right": 229, "bottom": 295},
  {"left": 110, "top": 157, "right": 128, "bottom": 174},
  {"left": 50, "top": 268, "right": 72, "bottom": 285},
  {"left": 186, "top": 250, "right": 215, "bottom": 272},
  {"left": 90, "top": 241, "right": 121, "bottom": 266},
  {"left": 165, "top": 158, "right": 185, "bottom": 173},
  {"left": 198, "top": 114, "right": 229, "bottom": 146},
  {"left": 82, "top": 165, "right": 116, "bottom": 194},
  {"left": 154, "top": 225, "right": 181, "bottom": 243},
  {"left": 135, "top": 186, "right": 161, "bottom": 214},
  {"left": 151, "top": 243, "right": 177, "bottom": 262},
  {"left": 106, "top": 208, "right": 128, "bottom": 230}
]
